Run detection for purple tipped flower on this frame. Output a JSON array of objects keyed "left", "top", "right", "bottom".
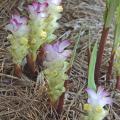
[
  {"left": 5, "top": 14, "right": 29, "bottom": 36},
  {"left": 47, "top": 0, "right": 62, "bottom": 5},
  {"left": 28, "top": 1, "right": 48, "bottom": 19},
  {"left": 86, "top": 87, "right": 112, "bottom": 107},
  {"left": 44, "top": 40, "right": 71, "bottom": 62}
]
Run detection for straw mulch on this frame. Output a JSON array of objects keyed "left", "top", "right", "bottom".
[{"left": 0, "top": 0, "right": 120, "bottom": 120}]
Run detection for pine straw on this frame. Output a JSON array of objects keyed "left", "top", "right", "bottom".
[{"left": 0, "top": 0, "right": 120, "bottom": 120}]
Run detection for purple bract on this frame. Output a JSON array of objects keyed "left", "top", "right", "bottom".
[
  {"left": 86, "top": 87, "right": 112, "bottom": 107},
  {"left": 47, "top": 0, "right": 62, "bottom": 5},
  {"left": 44, "top": 40, "right": 71, "bottom": 62},
  {"left": 5, "top": 14, "right": 29, "bottom": 36},
  {"left": 28, "top": 1, "right": 48, "bottom": 19}
]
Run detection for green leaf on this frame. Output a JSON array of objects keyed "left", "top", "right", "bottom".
[
  {"left": 113, "top": 4, "right": 120, "bottom": 50},
  {"left": 113, "top": 5, "right": 120, "bottom": 75},
  {"left": 88, "top": 42, "right": 97, "bottom": 91},
  {"left": 104, "top": 0, "right": 120, "bottom": 28}
]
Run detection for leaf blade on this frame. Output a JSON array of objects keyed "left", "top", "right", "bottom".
[{"left": 88, "top": 42, "right": 97, "bottom": 91}]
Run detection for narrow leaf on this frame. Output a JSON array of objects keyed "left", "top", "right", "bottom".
[
  {"left": 104, "top": 0, "right": 120, "bottom": 28},
  {"left": 88, "top": 42, "right": 97, "bottom": 91},
  {"left": 113, "top": 4, "right": 120, "bottom": 50}
]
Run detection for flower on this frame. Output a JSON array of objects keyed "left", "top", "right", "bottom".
[
  {"left": 28, "top": 1, "right": 48, "bottom": 20},
  {"left": 47, "top": 0, "right": 63, "bottom": 13},
  {"left": 84, "top": 87, "right": 112, "bottom": 120},
  {"left": 86, "top": 87, "right": 112, "bottom": 108},
  {"left": 44, "top": 40, "right": 71, "bottom": 62},
  {"left": 5, "top": 14, "right": 29, "bottom": 36},
  {"left": 47, "top": 0, "right": 62, "bottom": 5},
  {"left": 40, "top": 31, "right": 47, "bottom": 39},
  {"left": 56, "top": 6, "right": 63, "bottom": 12}
]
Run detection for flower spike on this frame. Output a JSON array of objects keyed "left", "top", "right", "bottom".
[
  {"left": 5, "top": 13, "right": 29, "bottom": 77},
  {"left": 43, "top": 40, "right": 71, "bottom": 103}
]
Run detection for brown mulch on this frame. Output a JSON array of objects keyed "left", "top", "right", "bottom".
[{"left": 0, "top": 0, "right": 120, "bottom": 120}]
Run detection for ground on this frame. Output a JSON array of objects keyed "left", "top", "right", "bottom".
[{"left": 0, "top": 0, "right": 120, "bottom": 120}]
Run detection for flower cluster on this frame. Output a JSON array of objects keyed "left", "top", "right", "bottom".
[
  {"left": 28, "top": 0, "right": 63, "bottom": 59},
  {"left": 44, "top": 40, "right": 71, "bottom": 62},
  {"left": 28, "top": 2, "right": 48, "bottom": 20},
  {"left": 5, "top": 15, "right": 29, "bottom": 65},
  {"left": 84, "top": 87, "right": 112, "bottom": 120},
  {"left": 43, "top": 40, "right": 71, "bottom": 102},
  {"left": 5, "top": 0, "right": 71, "bottom": 104},
  {"left": 5, "top": 0, "right": 114, "bottom": 117},
  {"left": 5, "top": 0, "right": 63, "bottom": 68}
]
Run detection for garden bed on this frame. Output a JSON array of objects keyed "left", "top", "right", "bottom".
[{"left": 0, "top": 0, "right": 119, "bottom": 120}]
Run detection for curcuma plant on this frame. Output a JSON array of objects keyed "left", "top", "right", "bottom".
[
  {"left": 26, "top": 1, "right": 49, "bottom": 74},
  {"left": 27, "top": 1, "right": 48, "bottom": 60},
  {"left": 5, "top": 14, "right": 29, "bottom": 76},
  {"left": 84, "top": 42, "right": 112, "bottom": 120},
  {"left": 43, "top": 40, "right": 71, "bottom": 103},
  {"left": 4, "top": 0, "right": 115, "bottom": 117},
  {"left": 27, "top": 0, "right": 63, "bottom": 73},
  {"left": 5, "top": 0, "right": 63, "bottom": 76}
]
